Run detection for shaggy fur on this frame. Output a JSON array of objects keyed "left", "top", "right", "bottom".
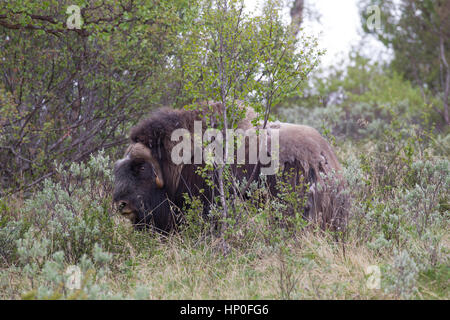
[
  {"left": 129, "top": 101, "right": 256, "bottom": 198},
  {"left": 264, "top": 121, "right": 348, "bottom": 229},
  {"left": 115, "top": 101, "right": 348, "bottom": 232}
]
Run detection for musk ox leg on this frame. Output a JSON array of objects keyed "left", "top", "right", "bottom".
[
  {"left": 270, "top": 159, "right": 346, "bottom": 230},
  {"left": 270, "top": 161, "right": 312, "bottom": 222}
]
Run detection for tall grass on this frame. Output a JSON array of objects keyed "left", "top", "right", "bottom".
[{"left": 0, "top": 106, "right": 448, "bottom": 300}]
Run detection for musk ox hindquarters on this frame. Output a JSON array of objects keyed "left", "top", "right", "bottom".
[
  {"left": 113, "top": 102, "right": 348, "bottom": 233},
  {"left": 265, "top": 122, "right": 348, "bottom": 230}
]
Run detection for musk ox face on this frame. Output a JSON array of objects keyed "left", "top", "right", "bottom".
[{"left": 113, "top": 144, "right": 173, "bottom": 233}]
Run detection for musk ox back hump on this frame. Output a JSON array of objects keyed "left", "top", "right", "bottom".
[{"left": 269, "top": 122, "right": 348, "bottom": 230}]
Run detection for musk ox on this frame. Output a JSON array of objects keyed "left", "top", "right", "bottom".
[{"left": 113, "top": 101, "right": 348, "bottom": 233}]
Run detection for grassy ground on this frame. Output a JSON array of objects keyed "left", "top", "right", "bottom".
[
  {"left": 0, "top": 119, "right": 448, "bottom": 300},
  {"left": 111, "top": 229, "right": 449, "bottom": 300},
  {"left": 2, "top": 217, "right": 448, "bottom": 300}
]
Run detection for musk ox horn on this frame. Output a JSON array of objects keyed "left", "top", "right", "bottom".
[{"left": 125, "top": 142, "right": 164, "bottom": 189}]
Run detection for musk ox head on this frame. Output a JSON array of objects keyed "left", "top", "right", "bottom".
[
  {"left": 113, "top": 142, "right": 174, "bottom": 232},
  {"left": 112, "top": 102, "right": 255, "bottom": 233}
]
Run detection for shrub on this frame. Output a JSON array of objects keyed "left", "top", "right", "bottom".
[
  {"left": 0, "top": 0, "right": 196, "bottom": 193},
  {"left": 178, "top": 170, "right": 313, "bottom": 252},
  {"left": 384, "top": 250, "right": 420, "bottom": 299},
  {"left": 0, "top": 219, "right": 28, "bottom": 266},
  {"left": 18, "top": 240, "right": 116, "bottom": 300},
  {"left": 17, "top": 150, "right": 118, "bottom": 263}
]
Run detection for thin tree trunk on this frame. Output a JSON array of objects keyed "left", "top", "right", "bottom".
[
  {"left": 290, "top": 0, "right": 304, "bottom": 35},
  {"left": 217, "top": 0, "right": 230, "bottom": 256}
]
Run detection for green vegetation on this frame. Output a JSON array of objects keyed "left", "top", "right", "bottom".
[
  {"left": 0, "top": 0, "right": 448, "bottom": 299},
  {"left": 359, "top": 0, "right": 449, "bottom": 126}
]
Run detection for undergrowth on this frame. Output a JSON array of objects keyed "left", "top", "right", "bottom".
[{"left": 0, "top": 109, "right": 448, "bottom": 300}]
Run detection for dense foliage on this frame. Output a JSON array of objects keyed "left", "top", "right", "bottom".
[
  {"left": 359, "top": 0, "right": 450, "bottom": 125},
  {"left": 0, "top": 0, "right": 197, "bottom": 192},
  {"left": 0, "top": 0, "right": 448, "bottom": 300}
]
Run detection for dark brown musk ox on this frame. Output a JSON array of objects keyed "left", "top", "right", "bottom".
[{"left": 113, "top": 101, "right": 349, "bottom": 233}]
